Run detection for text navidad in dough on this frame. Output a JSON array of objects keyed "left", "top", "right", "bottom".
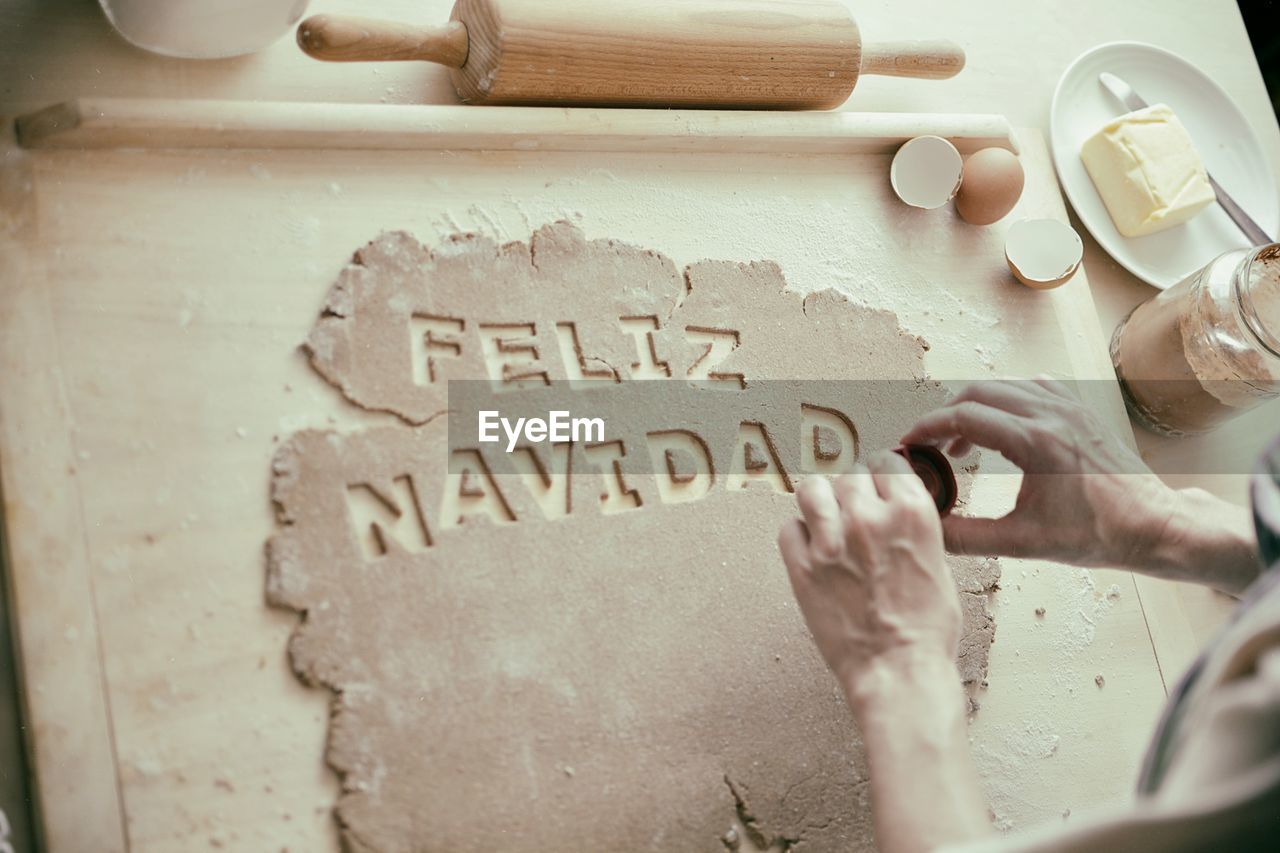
[{"left": 347, "top": 398, "right": 861, "bottom": 562}]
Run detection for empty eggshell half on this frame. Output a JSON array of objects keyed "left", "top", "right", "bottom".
[
  {"left": 1005, "top": 218, "right": 1083, "bottom": 289},
  {"left": 891, "top": 135, "right": 964, "bottom": 209}
]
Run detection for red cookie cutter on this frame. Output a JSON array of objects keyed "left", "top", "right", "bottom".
[{"left": 892, "top": 444, "right": 958, "bottom": 516}]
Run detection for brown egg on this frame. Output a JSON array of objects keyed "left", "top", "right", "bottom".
[{"left": 955, "top": 148, "right": 1025, "bottom": 225}]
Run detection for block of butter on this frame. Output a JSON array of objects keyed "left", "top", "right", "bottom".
[{"left": 1080, "top": 104, "right": 1215, "bottom": 237}]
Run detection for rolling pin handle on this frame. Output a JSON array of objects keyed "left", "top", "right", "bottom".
[
  {"left": 296, "top": 15, "right": 470, "bottom": 68},
  {"left": 860, "top": 40, "right": 966, "bottom": 80}
]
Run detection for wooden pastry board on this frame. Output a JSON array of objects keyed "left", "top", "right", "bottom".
[{"left": 0, "top": 100, "right": 1169, "bottom": 852}]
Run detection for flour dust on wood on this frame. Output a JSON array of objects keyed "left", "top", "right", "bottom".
[{"left": 267, "top": 222, "right": 999, "bottom": 852}]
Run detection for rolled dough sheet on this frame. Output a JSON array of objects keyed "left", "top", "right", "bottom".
[{"left": 269, "top": 222, "right": 999, "bottom": 852}]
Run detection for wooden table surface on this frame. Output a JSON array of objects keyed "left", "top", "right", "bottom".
[{"left": 1, "top": 0, "right": 1277, "bottom": 850}]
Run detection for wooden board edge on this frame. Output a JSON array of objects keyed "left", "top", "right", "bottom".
[
  {"left": 1130, "top": 575, "right": 1204, "bottom": 689},
  {"left": 0, "top": 119, "right": 129, "bottom": 853},
  {"left": 1013, "top": 127, "right": 1173, "bottom": 695},
  {"left": 15, "top": 97, "right": 1018, "bottom": 155},
  {"left": 1013, "top": 130, "right": 1128, "bottom": 413}
]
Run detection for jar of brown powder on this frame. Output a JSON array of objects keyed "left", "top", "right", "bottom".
[{"left": 1111, "top": 243, "right": 1280, "bottom": 436}]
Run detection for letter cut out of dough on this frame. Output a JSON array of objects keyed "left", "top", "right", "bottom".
[{"left": 270, "top": 222, "right": 999, "bottom": 852}]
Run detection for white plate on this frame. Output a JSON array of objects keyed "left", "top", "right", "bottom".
[{"left": 1050, "top": 41, "right": 1279, "bottom": 289}]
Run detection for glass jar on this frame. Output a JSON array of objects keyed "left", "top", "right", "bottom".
[{"left": 1111, "top": 243, "right": 1280, "bottom": 436}]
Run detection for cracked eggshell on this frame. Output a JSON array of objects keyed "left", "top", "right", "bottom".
[
  {"left": 890, "top": 135, "right": 964, "bottom": 209},
  {"left": 955, "top": 148, "right": 1025, "bottom": 225},
  {"left": 1005, "top": 218, "right": 1083, "bottom": 290}
]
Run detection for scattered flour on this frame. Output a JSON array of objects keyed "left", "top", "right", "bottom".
[
  {"left": 132, "top": 754, "right": 164, "bottom": 779},
  {"left": 1061, "top": 569, "right": 1120, "bottom": 653},
  {"left": 177, "top": 288, "right": 205, "bottom": 328},
  {"left": 99, "top": 547, "right": 130, "bottom": 575},
  {"left": 287, "top": 215, "right": 322, "bottom": 247},
  {"left": 406, "top": 162, "right": 1013, "bottom": 377},
  {"left": 972, "top": 570, "right": 1126, "bottom": 833},
  {"left": 468, "top": 204, "right": 508, "bottom": 241},
  {"left": 1012, "top": 720, "right": 1061, "bottom": 759}
]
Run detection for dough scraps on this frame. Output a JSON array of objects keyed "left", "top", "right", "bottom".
[{"left": 269, "top": 222, "right": 998, "bottom": 852}]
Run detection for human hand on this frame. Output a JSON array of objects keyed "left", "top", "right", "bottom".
[
  {"left": 777, "top": 452, "right": 962, "bottom": 695},
  {"left": 900, "top": 378, "right": 1259, "bottom": 593}
]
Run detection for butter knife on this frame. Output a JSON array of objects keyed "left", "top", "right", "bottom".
[{"left": 1098, "top": 71, "right": 1272, "bottom": 246}]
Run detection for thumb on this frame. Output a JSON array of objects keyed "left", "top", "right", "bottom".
[{"left": 941, "top": 514, "right": 1029, "bottom": 557}]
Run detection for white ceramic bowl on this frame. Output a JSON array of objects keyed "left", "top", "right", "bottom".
[{"left": 99, "top": 0, "right": 310, "bottom": 59}]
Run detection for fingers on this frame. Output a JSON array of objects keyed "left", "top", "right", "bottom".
[
  {"left": 903, "top": 380, "right": 1080, "bottom": 462},
  {"left": 833, "top": 463, "right": 876, "bottom": 511},
  {"left": 948, "top": 380, "right": 1049, "bottom": 419},
  {"left": 777, "top": 518, "right": 811, "bottom": 583},
  {"left": 867, "top": 450, "right": 927, "bottom": 503},
  {"left": 1032, "top": 373, "right": 1076, "bottom": 401},
  {"left": 901, "top": 400, "right": 1033, "bottom": 466},
  {"left": 795, "top": 476, "right": 843, "bottom": 559},
  {"left": 941, "top": 514, "right": 1030, "bottom": 557}
]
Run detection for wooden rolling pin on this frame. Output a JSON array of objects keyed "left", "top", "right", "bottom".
[{"left": 297, "top": 0, "right": 965, "bottom": 109}]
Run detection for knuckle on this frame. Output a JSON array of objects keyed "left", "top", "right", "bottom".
[
  {"left": 955, "top": 381, "right": 991, "bottom": 401},
  {"left": 839, "top": 516, "right": 868, "bottom": 546},
  {"left": 848, "top": 503, "right": 886, "bottom": 532},
  {"left": 901, "top": 487, "right": 937, "bottom": 515},
  {"left": 952, "top": 400, "right": 985, "bottom": 427},
  {"left": 811, "top": 536, "right": 842, "bottom": 563},
  {"left": 1024, "top": 420, "right": 1055, "bottom": 447},
  {"left": 1056, "top": 401, "right": 1091, "bottom": 431}
]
